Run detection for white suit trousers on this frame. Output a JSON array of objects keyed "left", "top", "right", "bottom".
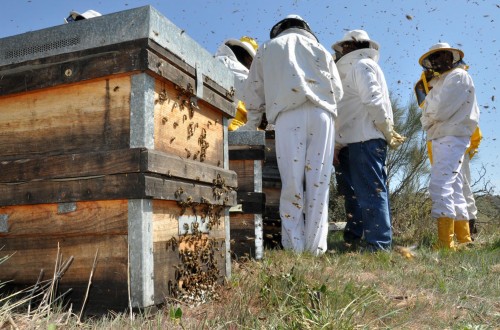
[
  {"left": 275, "top": 102, "right": 335, "bottom": 255},
  {"left": 461, "top": 154, "right": 478, "bottom": 219},
  {"left": 430, "top": 135, "right": 470, "bottom": 220}
]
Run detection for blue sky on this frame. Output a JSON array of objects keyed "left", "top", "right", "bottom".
[{"left": 1, "top": 0, "right": 498, "bottom": 193}]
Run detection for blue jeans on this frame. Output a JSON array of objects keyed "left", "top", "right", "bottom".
[{"left": 336, "top": 139, "right": 392, "bottom": 251}]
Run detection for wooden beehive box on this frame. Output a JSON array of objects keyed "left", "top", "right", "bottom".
[
  {"left": 0, "top": 6, "right": 237, "bottom": 312},
  {"left": 228, "top": 130, "right": 266, "bottom": 260},
  {"left": 262, "top": 131, "right": 282, "bottom": 248}
]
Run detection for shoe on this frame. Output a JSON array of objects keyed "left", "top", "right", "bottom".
[{"left": 469, "top": 219, "right": 478, "bottom": 234}]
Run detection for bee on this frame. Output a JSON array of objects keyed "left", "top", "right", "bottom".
[
  {"left": 113, "top": 86, "right": 120, "bottom": 92},
  {"left": 173, "top": 122, "right": 179, "bottom": 129},
  {"left": 170, "top": 137, "right": 176, "bottom": 144},
  {"left": 185, "top": 148, "right": 191, "bottom": 158}
]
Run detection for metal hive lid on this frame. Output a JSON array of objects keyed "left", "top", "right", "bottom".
[{"left": 0, "top": 5, "right": 234, "bottom": 93}]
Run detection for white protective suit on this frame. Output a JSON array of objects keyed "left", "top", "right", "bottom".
[
  {"left": 334, "top": 48, "right": 393, "bottom": 146},
  {"left": 422, "top": 68, "right": 480, "bottom": 220},
  {"left": 214, "top": 42, "right": 250, "bottom": 102},
  {"left": 243, "top": 28, "right": 343, "bottom": 255},
  {"left": 421, "top": 68, "right": 479, "bottom": 141},
  {"left": 243, "top": 28, "right": 343, "bottom": 127}
]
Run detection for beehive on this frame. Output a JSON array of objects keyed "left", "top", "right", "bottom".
[
  {"left": 228, "top": 130, "right": 266, "bottom": 259},
  {"left": 262, "top": 131, "right": 283, "bottom": 248},
  {"left": 0, "top": 6, "right": 237, "bottom": 312}
]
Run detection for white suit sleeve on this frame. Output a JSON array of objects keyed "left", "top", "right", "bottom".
[
  {"left": 241, "top": 53, "right": 265, "bottom": 130},
  {"left": 425, "top": 70, "right": 473, "bottom": 123},
  {"left": 329, "top": 58, "right": 344, "bottom": 102},
  {"left": 354, "top": 61, "right": 391, "bottom": 125}
]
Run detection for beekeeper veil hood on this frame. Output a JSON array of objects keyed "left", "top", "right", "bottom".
[
  {"left": 331, "top": 30, "right": 379, "bottom": 55},
  {"left": 65, "top": 9, "right": 101, "bottom": 23},
  {"left": 225, "top": 37, "right": 258, "bottom": 59},
  {"left": 419, "top": 42, "right": 464, "bottom": 70},
  {"left": 270, "top": 14, "right": 317, "bottom": 41}
]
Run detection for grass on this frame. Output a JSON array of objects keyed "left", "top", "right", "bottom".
[{"left": 1, "top": 224, "right": 499, "bottom": 329}]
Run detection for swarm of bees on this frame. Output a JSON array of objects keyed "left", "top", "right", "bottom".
[{"left": 165, "top": 208, "right": 225, "bottom": 306}]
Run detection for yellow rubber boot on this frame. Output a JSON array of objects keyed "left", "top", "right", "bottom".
[
  {"left": 436, "top": 217, "right": 455, "bottom": 250},
  {"left": 454, "top": 220, "right": 473, "bottom": 244}
]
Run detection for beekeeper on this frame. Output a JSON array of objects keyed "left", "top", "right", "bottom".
[
  {"left": 215, "top": 36, "right": 262, "bottom": 131},
  {"left": 331, "top": 30, "right": 404, "bottom": 252},
  {"left": 64, "top": 9, "right": 101, "bottom": 23},
  {"left": 419, "top": 42, "right": 480, "bottom": 249},
  {"left": 241, "top": 14, "right": 343, "bottom": 255},
  {"left": 416, "top": 76, "right": 483, "bottom": 239}
]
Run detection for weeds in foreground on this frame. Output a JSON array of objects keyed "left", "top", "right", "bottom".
[{"left": 1, "top": 226, "right": 499, "bottom": 329}]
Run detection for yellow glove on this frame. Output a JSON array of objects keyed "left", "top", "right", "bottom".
[
  {"left": 228, "top": 101, "right": 248, "bottom": 131},
  {"left": 374, "top": 119, "right": 407, "bottom": 150}
]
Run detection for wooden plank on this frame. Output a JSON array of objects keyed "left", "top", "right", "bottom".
[
  {"left": 152, "top": 79, "right": 225, "bottom": 167},
  {"left": 237, "top": 192, "right": 266, "bottom": 214},
  {"left": 0, "top": 200, "right": 127, "bottom": 237},
  {"left": 0, "top": 173, "right": 237, "bottom": 206},
  {"left": 146, "top": 40, "right": 235, "bottom": 115},
  {"left": 143, "top": 149, "right": 237, "bottom": 188},
  {"left": 0, "top": 148, "right": 237, "bottom": 188},
  {"left": 262, "top": 182, "right": 281, "bottom": 207},
  {"left": 145, "top": 48, "right": 234, "bottom": 118},
  {"left": 0, "top": 40, "right": 235, "bottom": 118},
  {"left": 153, "top": 237, "right": 226, "bottom": 304},
  {"left": 152, "top": 200, "right": 226, "bottom": 243},
  {"left": 0, "top": 173, "right": 145, "bottom": 206},
  {"left": 0, "top": 199, "right": 128, "bottom": 312},
  {"left": 229, "top": 213, "right": 256, "bottom": 259},
  {"left": 229, "top": 159, "right": 257, "bottom": 192},
  {"left": 0, "top": 235, "right": 128, "bottom": 283},
  {"left": 0, "top": 149, "right": 142, "bottom": 183},
  {"left": 0, "top": 75, "right": 131, "bottom": 159},
  {"left": 0, "top": 40, "right": 146, "bottom": 97},
  {"left": 152, "top": 199, "right": 227, "bottom": 303},
  {"left": 145, "top": 176, "right": 237, "bottom": 207},
  {"left": 0, "top": 234, "right": 129, "bottom": 313},
  {"left": 228, "top": 148, "right": 265, "bottom": 160}
]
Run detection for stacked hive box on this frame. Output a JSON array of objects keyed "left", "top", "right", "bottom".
[
  {"left": 262, "top": 131, "right": 283, "bottom": 248},
  {"left": 228, "top": 130, "right": 266, "bottom": 260},
  {"left": 0, "top": 6, "right": 237, "bottom": 312}
]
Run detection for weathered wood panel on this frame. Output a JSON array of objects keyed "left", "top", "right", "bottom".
[
  {"left": 0, "top": 76, "right": 131, "bottom": 159},
  {"left": 262, "top": 131, "right": 282, "bottom": 249},
  {"left": 0, "top": 200, "right": 128, "bottom": 284},
  {"left": 0, "top": 41, "right": 144, "bottom": 97},
  {"left": 144, "top": 150, "right": 237, "bottom": 188},
  {"left": 153, "top": 79, "right": 224, "bottom": 167},
  {"left": 229, "top": 159, "right": 256, "bottom": 192},
  {"left": 151, "top": 200, "right": 226, "bottom": 304},
  {"left": 145, "top": 43, "right": 235, "bottom": 116},
  {"left": 229, "top": 213, "right": 257, "bottom": 259},
  {"left": 0, "top": 40, "right": 235, "bottom": 118},
  {"left": 0, "top": 149, "right": 142, "bottom": 183},
  {"left": 0, "top": 173, "right": 237, "bottom": 207},
  {"left": 0, "top": 148, "right": 237, "bottom": 189}
]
